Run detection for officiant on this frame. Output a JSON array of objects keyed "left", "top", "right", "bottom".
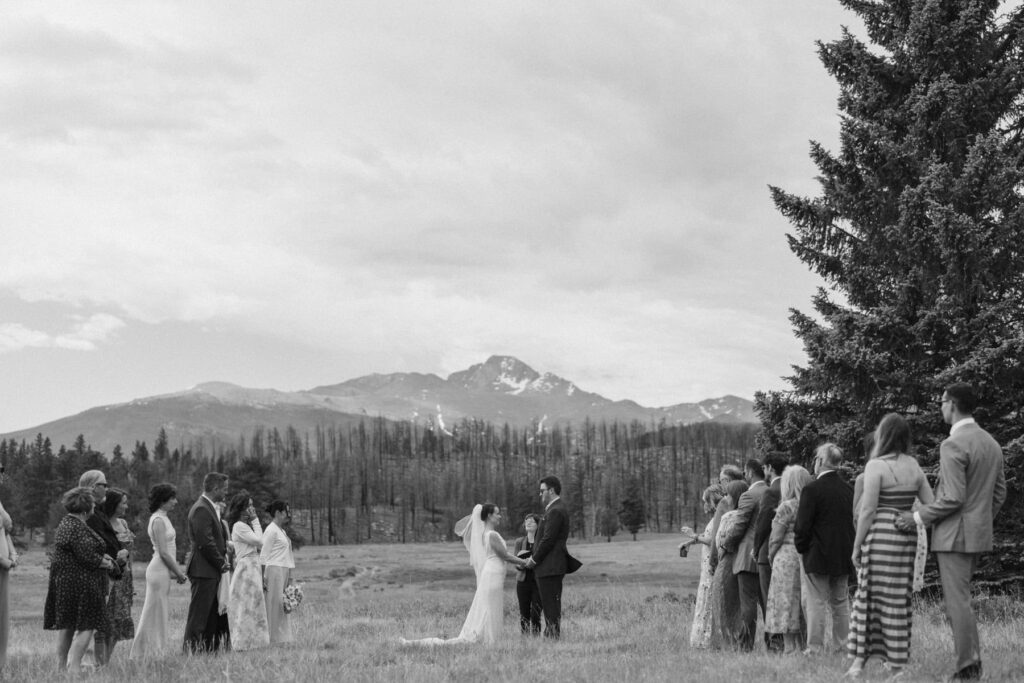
[{"left": 513, "top": 514, "right": 543, "bottom": 635}]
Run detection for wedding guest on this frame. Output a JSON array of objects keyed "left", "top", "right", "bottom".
[
  {"left": 710, "top": 479, "right": 748, "bottom": 649},
  {"left": 754, "top": 453, "right": 788, "bottom": 653},
  {"left": 102, "top": 489, "right": 135, "bottom": 659},
  {"left": 226, "top": 492, "right": 269, "bottom": 650},
  {"left": 80, "top": 470, "right": 124, "bottom": 667},
  {"left": 0, "top": 466, "right": 18, "bottom": 672},
  {"left": 721, "top": 459, "right": 768, "bottom": 652},
  {"left": 513, "top": 513, "right": 542, "bottom": 635},
  {"left": 795, "top": 443, "right": 855, "bottom": 656},
  {"left": 719, "top": 464, "right": 745, "bottom": 486},
  {"left": 847, "top": 414, "right": 934, "bottom": 679},
  {"left": 260, "top": 500, "right": 296, "bottom": 644},
  {"left": 215, "top": 500, "right": 231, "bottom": 651},
  {"left": 130, "top": 484, "right": 187, "bottom": 659},
  {"left": 44, "top": 487, "right": 117, "bottom": 674},
  {"left": 765, "top": 465, "right": 812, "bottom": 654},
  {"left": 899, "top": 383, "right": 1006, "bottom": 681},
  {"left": 685, "top": 483, "right": 726, "bottom": 649},
  {"left": 183, "top": 472, "right": 230, "bottom": 654}
]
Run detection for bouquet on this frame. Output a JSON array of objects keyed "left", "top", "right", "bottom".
[{"left": 282, "top": 582, "right": 304, "bottom": 614}]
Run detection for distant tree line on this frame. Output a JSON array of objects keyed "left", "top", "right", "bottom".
[{"left": 0, "top": 417, "right": 759, "bottom": 556}]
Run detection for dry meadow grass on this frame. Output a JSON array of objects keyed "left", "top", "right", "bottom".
[{"left": 4, "top": 534, "right": 1023, "bottom": 681}]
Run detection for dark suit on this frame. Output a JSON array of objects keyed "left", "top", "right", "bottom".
[
  {"left": 183, "top": 495, "right": 229, "bottom": 653},
  {"left": 532, "top": 499, "right": 569, "bottom": 638},
  {"left": 513, "top": 536, "right": 542, "bottom": 634},
  {"left": 794, "top": 470, "right": 854, "bottom": 652},
  {"left": 753, "top": 477, "right": 784, "bottom": 652},
  {"left": 723, "top": 479, "right": 767, "bottom": 651},
  {"left": 917, "top": 421, "right": 1005, "bottom": 674}
]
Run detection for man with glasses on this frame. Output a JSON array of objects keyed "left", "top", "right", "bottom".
[
  {"left": 524, "top": 476, "right": 570, "bottom": 638},
  {"left": 80, "top": 469, "right": 127, "bottom": 666},
  {"left": 898, "top": 383, "right": 1005, "bottom": 681}
]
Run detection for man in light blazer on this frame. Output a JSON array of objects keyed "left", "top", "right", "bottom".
[
  {"left": 722, "top": 458, "right": 768, "bottom": 651},
  {"left": 183, "top": 472, "right": 231, "bottom": 654},
  {"left": 900, "top": 383, "right": 1005, "bottom": 681}
]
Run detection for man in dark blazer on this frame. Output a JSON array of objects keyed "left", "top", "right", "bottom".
[
  {"left": 754, "top": 453, "right": 789, "bottom": 653},
  {"left": 722, "top": 458, "right": 768, "bottom": 652},
  {"left": 900, "top": 383, "right": 1005, "bottom": 681},
  {"left": 795, "top": 443, "right": 854, "bottom": 655},
  {"left": 183, "top": 472, "right": 230, "bottom": 654},
  {"left": 525, "top": 475, "right": 570, "bottom": 639}
]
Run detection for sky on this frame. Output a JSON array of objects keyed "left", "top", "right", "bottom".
[{"left": 0, "top": 1, "right": 864, "bottom": 434}]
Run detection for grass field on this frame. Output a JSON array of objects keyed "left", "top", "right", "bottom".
[{"left": 4, "top": 533, "right": 1023, "bottom": 681}]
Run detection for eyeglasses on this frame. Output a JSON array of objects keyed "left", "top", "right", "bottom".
[{"left": 95, "top": 483, "right": 108, "bottom": 488}]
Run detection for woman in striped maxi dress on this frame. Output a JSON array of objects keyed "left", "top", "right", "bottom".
[{"left": 847, "top": 413, "right": 934, "bottom": 679}]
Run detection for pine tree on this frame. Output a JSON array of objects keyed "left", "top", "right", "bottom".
[
  {"left": 759, "top": 0, "right": 1024, "bottom": 492},
  {"left": 618, "top": 477, "right": 646, "bottom": 541}
]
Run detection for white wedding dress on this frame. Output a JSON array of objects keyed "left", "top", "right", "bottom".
[{"left": 402, "top": 506, "right": 508, "bottom": 645}]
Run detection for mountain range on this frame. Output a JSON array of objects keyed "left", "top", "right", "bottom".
[{"left": 0, "top": 355, "right": 757, "bottom": 454}]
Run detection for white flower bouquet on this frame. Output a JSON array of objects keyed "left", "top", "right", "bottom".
[{"left": 283, "top": 582, "right": 304, "bottom": 614}]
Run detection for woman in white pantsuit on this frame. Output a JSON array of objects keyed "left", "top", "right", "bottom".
[{"left": 260, "top": 501, "right": 295, "bottom": 644}]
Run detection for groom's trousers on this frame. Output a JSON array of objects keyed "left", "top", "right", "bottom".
[{"left": 536, "top": 574, "right": 564, "bottom": 639}]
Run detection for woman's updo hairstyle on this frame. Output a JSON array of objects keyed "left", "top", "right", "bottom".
[
  {"left": 148, "top": 483, "right": 177, "bottom": 513},
  {"left": 266, "top": 500, "right": 289, "bottom": 517},
  {"left": 480, "top": 502, "right": 498, "bottom": 521}
]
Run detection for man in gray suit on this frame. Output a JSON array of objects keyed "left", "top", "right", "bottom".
[
  {"left": 900, "top": 383, "right": 1005, "bottom": 681},
  {"left": 723, "top": 458, "right": 768, "bottom": 651}
]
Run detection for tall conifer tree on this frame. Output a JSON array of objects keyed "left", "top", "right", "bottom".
[{"left": 757, "top": 1, "right": 1024, "bottom": 475}]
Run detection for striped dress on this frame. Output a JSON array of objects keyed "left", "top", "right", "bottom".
[{"left": 847, "top": 486, "right": 918, "bottom": 667}]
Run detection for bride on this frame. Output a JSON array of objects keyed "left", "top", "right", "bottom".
[{"left": 402, "top": 503, "right": 527, "bottom": 645}]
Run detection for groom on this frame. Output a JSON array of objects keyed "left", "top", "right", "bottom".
[{"left": 524, "top": 475, "right": 569, "bottom": 639}]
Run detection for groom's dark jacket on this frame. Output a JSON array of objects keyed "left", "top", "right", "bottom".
[{"left": 532, "top": 498, "right": 569, "bottom": 578}]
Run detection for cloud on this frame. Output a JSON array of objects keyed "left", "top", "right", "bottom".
[
  {"left": 0, "top": 0, "right": 855, "bottom": 415},
  {"left": 0, "top": 313, "right": 124, "bottom": 353}
]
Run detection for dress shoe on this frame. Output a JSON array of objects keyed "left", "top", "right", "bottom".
[{"left": 949, "top": 662, "right": 982, "bottom": 680}]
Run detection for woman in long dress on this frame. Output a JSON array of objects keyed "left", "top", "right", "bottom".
[
  {"left": 226, "top": 492, "right": 270, "bottom": 650},
  {"left": 684, "top": 484, "right": 725, "bottom": 649},
  {"left": 0, "top": 468, "right": 19, "bottom": 672},
  {"left": 129, "top": 484, "right": 187, "bottom": 659},
  {"left": 43, "top": 487, "right": 117, "bottom": 673},
  {"left": 765, "top": 465, "right": 812, "bottom": 654},
  {"left": 709, "top": 480, "right": 748, "bottom": 649},
  {"left": 102, "top": 489, "right": 136, "bottom": 657},
  {"left": 402, "top": 503, "right": 528, "bottom": 645},
  {"left": 260, "top": 500, "right": 296, "bottom": 644},
  {"left": 847, "top": 413, "right": 934, "bottom": 679}
]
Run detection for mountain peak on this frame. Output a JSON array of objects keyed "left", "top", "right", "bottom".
[{"left": 448, "top": 356, "right": 540, "bottom": 393}]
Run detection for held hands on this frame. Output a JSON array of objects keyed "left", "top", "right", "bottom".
[
  {"left": 523, "top": 557, "right": 536, "bottom": 570},
  {"left": 895, "top": 512, "right": 915, "bottom": 533}
]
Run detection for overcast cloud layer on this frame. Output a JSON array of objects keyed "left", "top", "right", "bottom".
[{"left": 0, "top": 1, "right": 859, "bottom": 434}]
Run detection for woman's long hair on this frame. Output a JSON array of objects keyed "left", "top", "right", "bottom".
[
  {"left": 871, "top": 413, "right": 911, "bottom": 459},
  {"left": 724, "top": 480, "right": 748, "bottom": 509},
  {"left": 226, "top": 490, "right": 253, "bottom": 528}
]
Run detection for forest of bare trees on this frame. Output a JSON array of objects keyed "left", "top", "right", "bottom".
[{"left": 0, "top": 416, "right": 759, "bottom": 557}]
